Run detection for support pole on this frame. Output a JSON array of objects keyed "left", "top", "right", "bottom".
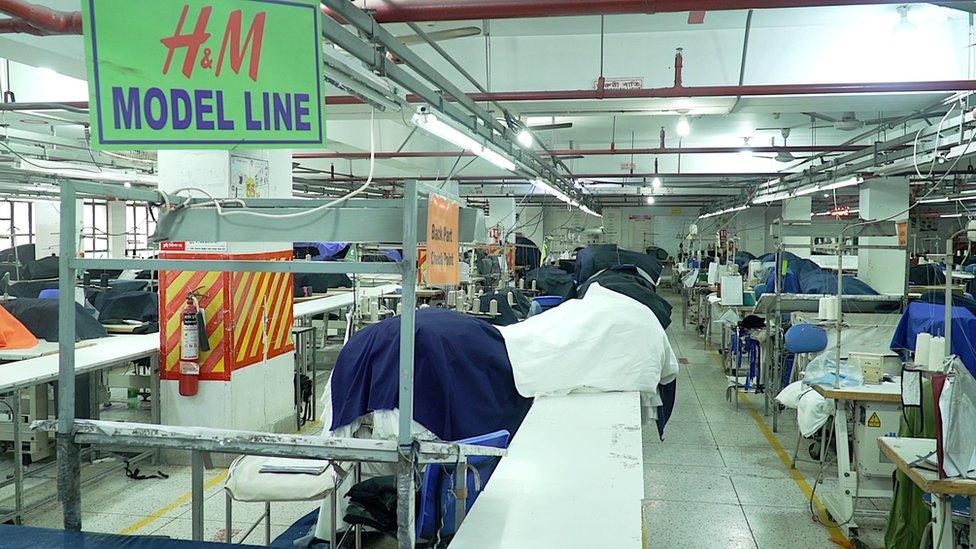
[
  {"left": 191, "top": 450, "right": 204, "bottom": 541},
  {"left": 57, "top": 181, "right": 81, "bottom": 531},
  {"left": 945, "top": 237, "right": 954, "bottom": 360},
  {"left": 397, "top": 180, "right": 419, "bottom": 548}
]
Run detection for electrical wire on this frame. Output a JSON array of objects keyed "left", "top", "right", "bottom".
[{"left": 168, "top": 109, "right": 378, "bottom": 219}]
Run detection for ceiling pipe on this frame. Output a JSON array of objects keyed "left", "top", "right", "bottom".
[
  {"left": 320, "top": 0, "right": 930, "bottom": 23},
  {"left": 295, "top": 144, "right": 869, "bottom": 160},
  {"left": 326, "top": 79, "right": 976, "bottom": 105},
  {"left": 0, "top": 0, "right": 82, "bottom": 34}
]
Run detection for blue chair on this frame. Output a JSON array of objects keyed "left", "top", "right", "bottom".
[
  {"left": 753, "top": 283, "right": 768, "bottom": 301},
  {"left": 416, "top": 430, "right": 510, "bottom": 541},
  {"left": 785, "top": 323, "right": 828, "bottom": 467},
  {"left": 37, "top": 288, "right": 59, "bottom": 299}
]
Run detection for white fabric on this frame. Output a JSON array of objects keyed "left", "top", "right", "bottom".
[
  {"left": 499, "top": 283, "right": 680, "bottom": 398},
  {"left": 225, "top": 455, "right": 339, "bottom": 502},
  {"left": 775, "top": 380, "right": 834, "bottom": 437}
]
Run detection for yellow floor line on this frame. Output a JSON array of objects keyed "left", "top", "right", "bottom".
[
  {"left": 707, "top": 349, "right": 850, "bottom": 547},
  {"left": 120, "top": 419, "right": 325, "bottom": 535},
  {"left": 120, "top": 471, "right": 228, "bottom": 535}
]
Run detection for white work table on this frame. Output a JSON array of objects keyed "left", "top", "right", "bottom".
[
  {"left": 293, "top": 284, "right": 400, "bottom": 319},
  {"left": 879, "top": 437, "right": 976, "bottom": 549},
  {"left": 450, "top": 391, "right": 645, "bottom": 548},
  {"left": 0, "top": 334, "right": 158, "bottom": 393}
]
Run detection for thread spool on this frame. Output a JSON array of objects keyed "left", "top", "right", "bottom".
[
  {"left": 915, "top": 332, "right": 932, "bottom": 367},
  {"left": 928, "top": 336, "right": 946, "bottom": 371},
  {"left": 531, "top": 280, "right": 537, "bottom": 291},
  {"left": 507, "top": 292, "right": 514, "bottom": 305},
  {"left": 396, "top": 303, "right": 402, "bottom": 315},
  {"left": 447, "top": 290, "right": 456, "bottom": 307},
  {"left": 489, "top": 299, "right": 499, "bottom": 316}
]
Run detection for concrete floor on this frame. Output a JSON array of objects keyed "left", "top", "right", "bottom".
[
  {"left": 6, "top": 296, "right": 895, "bottom": 547},
  {"left": 644, "top": 292, "right": 889, "bottom": 548}
]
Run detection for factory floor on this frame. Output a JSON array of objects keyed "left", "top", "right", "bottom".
[
  {"left": 5, "top": 296, "right": 894, "bottom": 547},
  {"left": 644, "top": 292, "right": 889, "bottom": 548}
]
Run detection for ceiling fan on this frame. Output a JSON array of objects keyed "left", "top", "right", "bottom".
[{"left": 387, "top": 26, "right": 482, "bottom": 63}]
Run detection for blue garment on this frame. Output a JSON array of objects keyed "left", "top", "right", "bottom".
[
  {"left": 760, "top": 252, "right": 878, "bottom": 295},
  {"left": 890, "top": 301, "right": 976, "bottom": 377},
  {"left": 329, "top": 309, "right": 532, "bottom": 440},
  {"left": 294, "top": 242, "right": 350, "bottom": 261}
]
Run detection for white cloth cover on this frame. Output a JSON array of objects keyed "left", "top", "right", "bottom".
[
  {"left": 775, "top": 380, "right": 834, "bottom": 437},
  {"left": 499, "top": 283, "right": 680, "bottom": 398},
  {"left": 225, "top": 456, "right": 339, "bottom": 502}
]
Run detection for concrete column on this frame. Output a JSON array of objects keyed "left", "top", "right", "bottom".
[
  {"left": 782, "top": 197, "right": 812, "bottom": 257},
  {"left": 106, "top": 201, "right": 126, "bottom": 258},
  {"left": 858, "top": 177, "right": 908, "bottom": 295},
  {"left": 158, "top": 150, "right": 296, "bottom": 439}
]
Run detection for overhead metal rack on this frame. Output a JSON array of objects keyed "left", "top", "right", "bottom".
[
  {"left": 45, "top": 179, "right": 501, "bottom": 549},
  {"left": 319, "top": 0, "right": 597, "bottom": 213}
]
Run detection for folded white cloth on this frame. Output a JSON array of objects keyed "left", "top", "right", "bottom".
[{"left": 499, "top": 283, "right": 680, "bottom": 398}]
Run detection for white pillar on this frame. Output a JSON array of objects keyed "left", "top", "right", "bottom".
[
  {"left": 106, "top": 200, "right": 127, "bottom": 258},
  {"left": 782, "top": 197, "right": 812, "bottom": 257},
  {"left": 158, "top": 150, "right": 296, "bottom": 437},
  {"left": 858, "top": 177, "right": 908, "bottom": 295}
]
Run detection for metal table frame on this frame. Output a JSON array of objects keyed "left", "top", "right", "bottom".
[{"left": 44, "top": 179, "right": 501, "bottom": 549}]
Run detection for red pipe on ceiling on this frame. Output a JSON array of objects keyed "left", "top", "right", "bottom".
[
  {"left": 0, "top": 0, "right": 82, "bottom": 34},
  {"left": 327, "top": 79, "right": 976, "bottom": 105},
  {"left": 321, "top": 0, "right": 927, "bottom": 23},
  {"left": 294, "top": 144, "right": 865, "bottom": 160},
  {"left": 0, "top": 0, "right": 926, "bottom": 34}
]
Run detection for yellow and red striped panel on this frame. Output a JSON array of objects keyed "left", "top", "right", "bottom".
[
  {"left": 230, "top": 259, "right": 294, "bottom": 371},
  {"left": 159, "top": 267, "right": 229, "bottom": 381}
]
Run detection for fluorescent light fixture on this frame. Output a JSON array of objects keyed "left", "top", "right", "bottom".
[
  {"left": 819, "top": 175, "right": 863, "bottom": 192},
  {"left": 739, "top": 148, "right": 753, "bottom": 159},
  {"left": 412, "top": 110, "right": 516, "bottom": 172},
  {"left": 531, "top": 178, "right": 573, "bottom": 205},
  {"left": 652, "top": 177, "right": 662, "bottom": 189},
  {"left": 698, "top": 204, "right": 748, "bottom": 219},
  {"left": 941, "top": 213, "right": 963, "bottom": 218},
  {"left": 676, "top": 117, "right": 691, "bottom": 137},
  {"left": 646, "top": 196, "right": 655, "bottom": 205},
  {"left": 753, "top": 191, "right": 790, "bottom": 204},
  {"left": 579, "top": 205, "right": 602, "bottom": 218},
  {"left": 919, "top": 196, "right": 951, "bottom": 204},
  {"left": 794, "top": 184, "right": 820, "bottom": 197},
  {"left": 517, "top": 129, "right": 534, "bottom": 148}
]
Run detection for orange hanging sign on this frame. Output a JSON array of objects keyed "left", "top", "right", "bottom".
[{"left": 426, "top": 193, "right": 460, "bottom": 285}]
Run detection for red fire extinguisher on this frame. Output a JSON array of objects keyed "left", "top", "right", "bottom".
[{"left": 179, "top": 294, "right": 202, "bottom": 397}]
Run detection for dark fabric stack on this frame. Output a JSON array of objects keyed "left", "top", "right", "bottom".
[
  {"left": 515, "top": 235, "right": 542, "bottom": 272},
  {"left": 90, "top": 290, "right": 159, "bottom": 324},
  {"left": 908, "top": 264, "right": 946, "bottom": 286},
  {"left": 525, "top": 266, "right": 576, "bottom": 299},
  {"left": 577, "top": 265, "right": 672, "bottom": 328},
  {"left": 575, "top": 244, "right": 664, "bottom": 284},
  {"left": 2, "top": 298, "right": 108, "bottom": 341},
  {"left": 329, "top": 308, "right": 532, "bottom": 441}
]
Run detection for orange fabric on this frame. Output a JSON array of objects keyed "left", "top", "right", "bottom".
[{"left": 0, "top": 305, "right": 38, "bottom": 349}]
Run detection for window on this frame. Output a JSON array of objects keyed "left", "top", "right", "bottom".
[
  {"left": 125, "top": 202, "right": 158, "bottom": 258},
  {"left": 82, "top": 200, "right": 109, "bottom": 259},
  {"left": 0, "top": 200, "right": 35, "bottom": 251}
]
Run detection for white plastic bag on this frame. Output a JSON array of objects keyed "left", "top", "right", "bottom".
[{"left": 802, "top": 348, "right": 863, "bottom": 387}]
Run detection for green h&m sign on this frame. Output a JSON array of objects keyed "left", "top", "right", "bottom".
[{"left": 82, "top": 0, "right": 325, "bottom": 149}]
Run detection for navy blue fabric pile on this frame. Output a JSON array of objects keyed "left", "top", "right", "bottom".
[
  {"left": 760, "top": 252, "right": 878, "bottom": 295},
  {"left": 330, "top": 309, "right": 532, "bottom": 440}
]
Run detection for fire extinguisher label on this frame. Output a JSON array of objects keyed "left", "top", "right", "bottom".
[
  {"left": 179, "top": 361, "right": 200, "bottom": 375},
  {"left": 181, "top": 324, "right": 199, "bottom": 361}
]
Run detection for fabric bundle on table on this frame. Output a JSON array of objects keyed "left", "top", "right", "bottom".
[
  {"left": 0, "top": 305, "right": 37, "bottom": 349},
  {"left": 328, "top": 308, "right": 532, "bottom": 441},
  {"left": 2, "top": 298, "right": 108, "bottom": 341}
]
